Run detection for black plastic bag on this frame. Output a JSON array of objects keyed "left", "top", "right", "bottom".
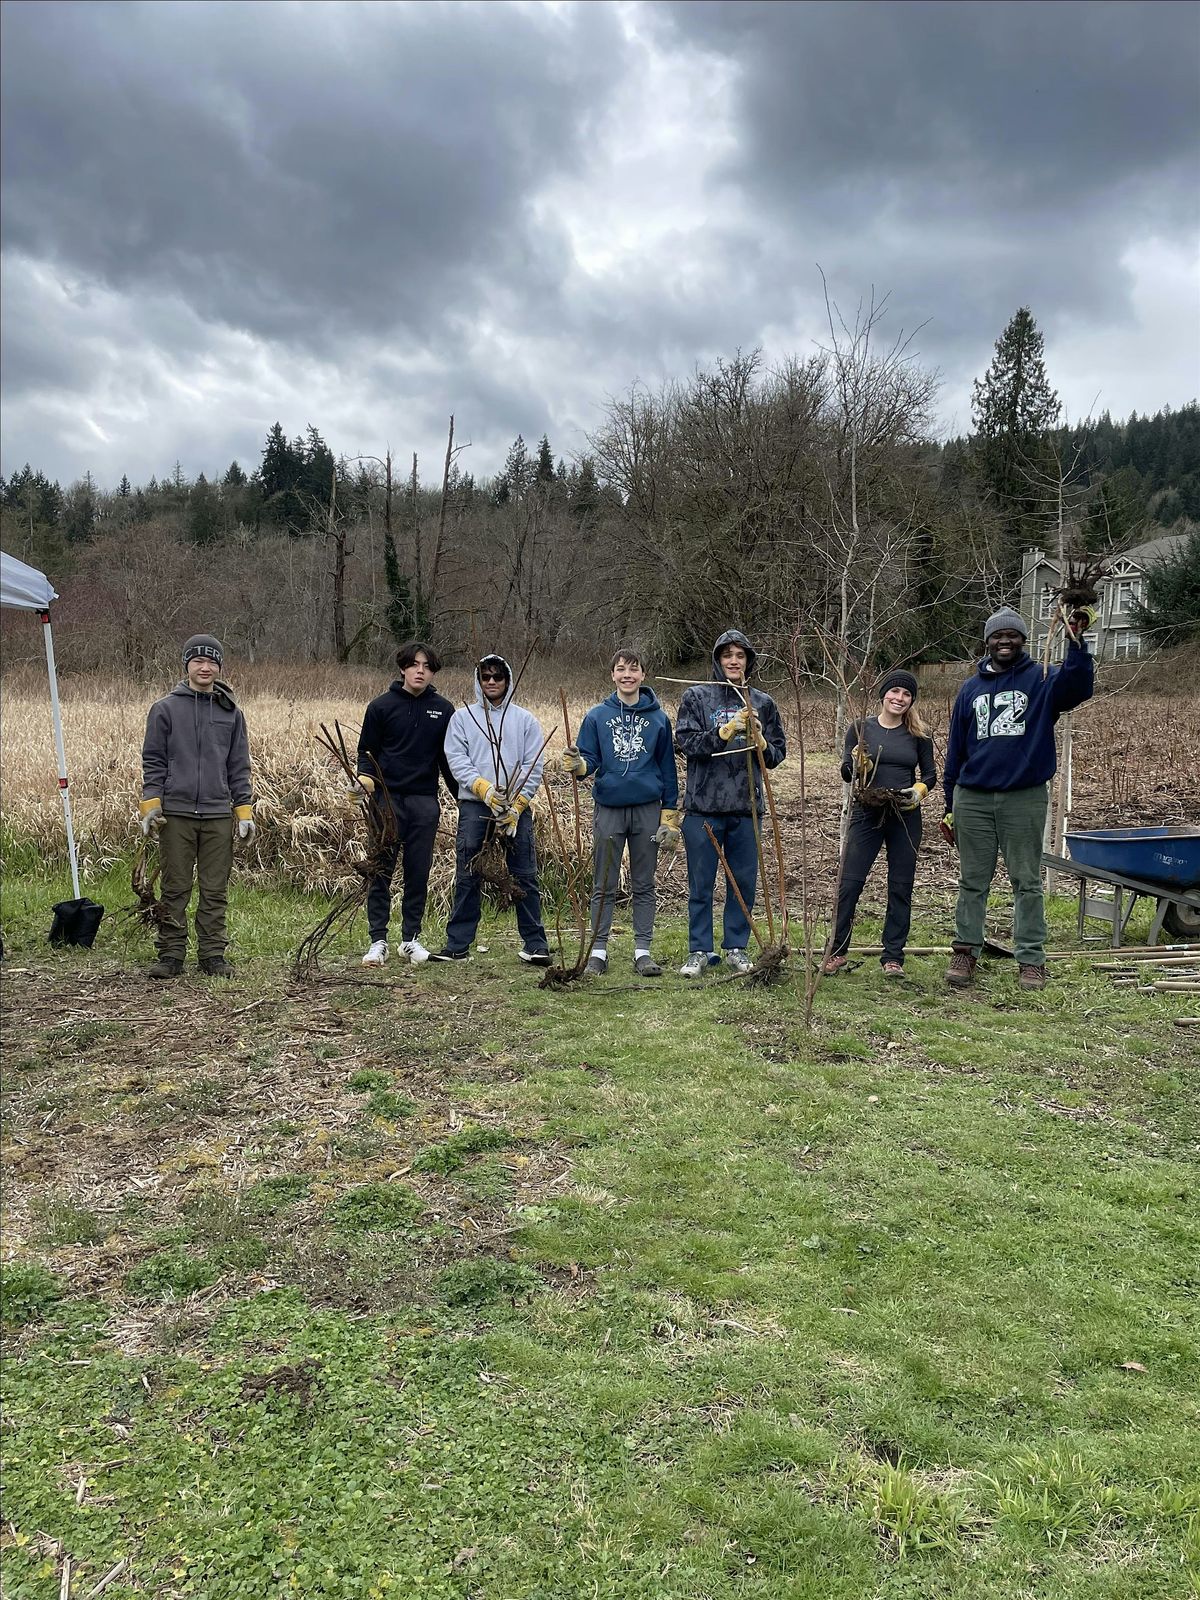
[{"left": 48, "top": 898, "right": 105, "bottom": 948}]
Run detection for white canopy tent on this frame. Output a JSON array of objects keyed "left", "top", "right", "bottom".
[{"left": 1, "top": 551, "right": 82, "bottom": 898}]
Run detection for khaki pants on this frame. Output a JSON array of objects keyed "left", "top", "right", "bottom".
[{"left": 158, "top": 815, "right": 234, "bottom": 961}]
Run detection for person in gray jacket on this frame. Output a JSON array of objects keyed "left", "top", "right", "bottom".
[
  {"left": 139, "top": 634, "right": 254, "bottom": 979},
  {"left": 434, "top": 654, "right": 551, "bottom": 964},
  {"left": 674, "top": 629, "right": 786, "bottom": 976}
]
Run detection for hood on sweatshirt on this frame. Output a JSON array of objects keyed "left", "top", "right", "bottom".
[
  {"left": 472, "top": 654, "right": 516, "bottom": 712},
  {"left": 711, "top": 629, "right": 757, "bottom": 682}
]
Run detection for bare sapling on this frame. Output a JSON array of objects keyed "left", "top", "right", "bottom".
[{"left": 293, "top": 722, "right": 395, "bottom": 977}]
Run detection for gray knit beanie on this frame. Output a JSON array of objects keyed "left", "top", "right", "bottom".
[
  {"left": 182, "top": 633, "right": 224, "bottom": 666},
  {"left": 983, "top": 607, "right": 1027, "bottom": 642}
]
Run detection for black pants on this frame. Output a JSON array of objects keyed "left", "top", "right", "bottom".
[
  {"left": 366, "top": 793, "right": 441, "bottom": 942},
  {"left": 831, "top": 804, "right": 922, "bottom": 964}
]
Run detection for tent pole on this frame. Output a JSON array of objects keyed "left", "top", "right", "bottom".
[{"left": 40, "top": 609, "right": 81, "bottom": 900}]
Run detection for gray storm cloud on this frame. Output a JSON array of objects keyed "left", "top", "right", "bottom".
[{"left": 2, "top": 0, "right": 1196, "bottom": 487}]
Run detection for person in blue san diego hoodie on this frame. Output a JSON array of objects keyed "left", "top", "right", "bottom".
[
  {"left": 560, "top": 645, "right": 680, "bottom": 978},
  {"left": 942, "top": 603, "right": 1095, "bottom": 992},
  {"left": 434, "top": 653, "right": 551, "bottom": 965},
  {"left": 673, "top": 629, "right": 787, "bottom": 977}
]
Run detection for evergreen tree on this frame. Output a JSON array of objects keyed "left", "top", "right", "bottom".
[
  {"left": 535, "top": 433, "right": 555, "bottom": 484},
  {"left": 970, "top": 307, "right": 1062, "bottom": 576},
  {"left": 188, "top": 474, "right": 221, "bottom": 545},
  {"left": 571, "top": 457, "right": 599, "bottom": 518},
  {"left": 118, "top": 474, "right": 131, "bottom": 498},
  {"left": 63, "top": 474, "right": 96, "bottom": 543},
  {"left": 223, "top": 460, "right": 247, "bottom": 487},
  {"left": 260, "top": 422, "right": 305, "bottom": 531},
  {"left": 498, "top": 434, "right": 532, "bottom": 503},
  {"left": 1130, "top": 528, "right": 1200, "bottom": 647}
]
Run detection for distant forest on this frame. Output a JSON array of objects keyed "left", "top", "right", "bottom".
[{"left": 3, "top": 308, "right": 1198, "bottom": 680}]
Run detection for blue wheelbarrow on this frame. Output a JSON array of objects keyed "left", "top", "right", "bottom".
[{"left": 1043, "top": 825, "right": 1200, "bottom": 946}]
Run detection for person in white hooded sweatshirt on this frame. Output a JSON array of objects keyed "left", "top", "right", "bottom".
[{"left": 434, "top": 654, "right": 551, "bottom": 963}]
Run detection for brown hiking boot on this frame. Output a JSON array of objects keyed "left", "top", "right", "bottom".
[
  {"left": 945, "top": 946, "right": 977, "bottom": 988},
  {"left": 1019, "top": 963, "right": 1047, "bottom": 991},
  {"left": 147, "top": 956, "right": 183, "bottom": 979},
  {"left": 821, "top": 954, "right": 850, "bottom": 976}
]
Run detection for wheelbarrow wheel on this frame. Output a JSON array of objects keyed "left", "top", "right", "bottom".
[{"left": 1163, "top": 899, "right": 1200, "bottom": 939}]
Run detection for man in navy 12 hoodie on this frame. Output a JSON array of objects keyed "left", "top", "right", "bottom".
[
  {"left": 942, "top": 604, "right": 1094, "bottom": 991},
  {"left": 561, "top": 645, "right": 679, "bottom": 977}
]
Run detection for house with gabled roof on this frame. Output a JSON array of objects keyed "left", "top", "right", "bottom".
[{"left": 1020, "top": 531, "right": 1189, "bottom": 662}]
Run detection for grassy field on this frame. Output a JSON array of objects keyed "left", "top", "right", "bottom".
[{"left": 1, "top": 854, "right": 1197, "bottom": 1599}]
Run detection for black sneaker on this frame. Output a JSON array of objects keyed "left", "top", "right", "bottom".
[
  {"left": 430, "top": 947, "right": 470, "bottom": 962},
  {"left": 584, "top": 953, "right": 607, "bottom": 976},
  {"left": 147, "top": 956, "right": 184, "bottom": 979},
  {"left": 199, "top": 956, "right": 234, "bottom": 978},
  {"left": 518, "top": 946, "right": 552, "bottom": 966},
  {"left": 633, "top": 954, "right": 662, "bottom": 977}
]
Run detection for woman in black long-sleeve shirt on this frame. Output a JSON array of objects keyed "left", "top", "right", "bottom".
[{"left": 825, "top": 670, "right": 937, "bottom": 977}]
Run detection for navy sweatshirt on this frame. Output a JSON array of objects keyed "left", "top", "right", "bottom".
[
  {"left": 942, "top": 639, "right": 1094, "bottom": 809},
  {"left": 357, "top": 681, "right": 456, "bottom": 800},
  {"left": 575, "top": 687, "right": 679, "bottom": 809}
]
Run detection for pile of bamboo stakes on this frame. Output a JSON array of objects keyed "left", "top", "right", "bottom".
[
  {"left": 848, "top": 942, "right": 1200, "bottom": 1026},
  {"left": 1091, "top": 945, "right": 1200, "bottom": 1025}
]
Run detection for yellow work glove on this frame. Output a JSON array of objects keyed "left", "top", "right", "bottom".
[
  {"left": 939, "top": 812, "right": 956, "bottom": 847},
  {"left": 651, "top": 808, "right": 682, "bottom": 850},
  {"left": 718, "top": 708, "right": 749, "bottom": 742},
  {"left": 470, "top": 777, "right": 505, "bottom": 814},
  {"left": 347, "top": 774, "right": 375, "bottom": 811},
  {"left": 497, "top": 794, "right": 529, "bottom": 838},
  {"left": 898, "top": 781, "right": 928, "bottom": 810},
  {"left": 561, "top": 747, "right": 588, "bottom": 777},
  {"left": 139, "top": 798, "right": 164, "bottom": 837},
  {"left": 1067, "top": 604, "right": 1097, "bottom": 637},
  {"left": 234, "top": 804, "right": 256, "bottom": 844}
]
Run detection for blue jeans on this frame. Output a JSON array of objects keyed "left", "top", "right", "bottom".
[
  {"left": 683, "top": 812, "right": 758, "bottom": 953},
  {"left": 443, "top": 801, "right": 548, "bottom": 955}
]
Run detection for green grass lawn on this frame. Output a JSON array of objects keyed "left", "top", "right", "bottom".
[{"left": 1, "top": 861, "right": 1197, "bottom": 1598}]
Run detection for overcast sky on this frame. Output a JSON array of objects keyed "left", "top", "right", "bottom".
[{"left": 2, "top": 0, "right": 1197, "bottom": 492}]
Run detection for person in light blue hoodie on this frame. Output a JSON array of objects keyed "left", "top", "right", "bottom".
[
  {"left": 435, "top": 654, "right": 550, "bottom": 964},
  {"left": 561, "top": 646, "right": 680, "bottom": 977}
]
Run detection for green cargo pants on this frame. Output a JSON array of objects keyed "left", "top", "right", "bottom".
[
  {"left": 158, "top": 815, "right": 235, "bottom": 961},
  {"left": 953, "top": 782, "right": 1049, "bottom": 965}
]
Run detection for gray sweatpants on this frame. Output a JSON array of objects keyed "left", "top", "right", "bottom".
[{"left": 590, "top": 803, "right": 660, "bottom": 947}]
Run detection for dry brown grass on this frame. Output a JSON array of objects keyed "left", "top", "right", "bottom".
[{"left": 2, "top": 665, "right": 1196, "bottom": 910}]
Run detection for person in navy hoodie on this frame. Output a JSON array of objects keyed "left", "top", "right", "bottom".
[
  {"left": 942, "top": 603, "right": 1095, "bottom": 992},
  {"left": 561, "top": 646, "right": 679, "bottom": 977}
]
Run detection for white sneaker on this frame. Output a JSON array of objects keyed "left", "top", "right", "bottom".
[
  {"left": 679, "top": 951, "right": 708, "bottom": 978},
  {"left": 400, "top": 939, "right": 430, "bottom": 965},
  {"left": 362, "top": 939, "right": 388, "bottom": 966},
  {"left": 725, "top": 947, "right": 754, "bottom": 975}
]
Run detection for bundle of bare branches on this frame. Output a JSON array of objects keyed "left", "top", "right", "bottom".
[
  {"left": 1041, "top": 554, "right": 1110, "bottom": 675},
  {"left": 537, "top": 688, "right": 601, "bottom": 988},
  {"left": 293, "top": 721, "right": 395, "bottom": 978},
  {"left": 126, "top": 835, "right": 168, "bottom": 932}
]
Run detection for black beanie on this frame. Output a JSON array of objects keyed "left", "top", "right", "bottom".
[
  {"left": 183, "top": 634, "right": 224, "bottom": 667},
  {"left": 877, "top": 669, "right": 919, "bottom": 703}
]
